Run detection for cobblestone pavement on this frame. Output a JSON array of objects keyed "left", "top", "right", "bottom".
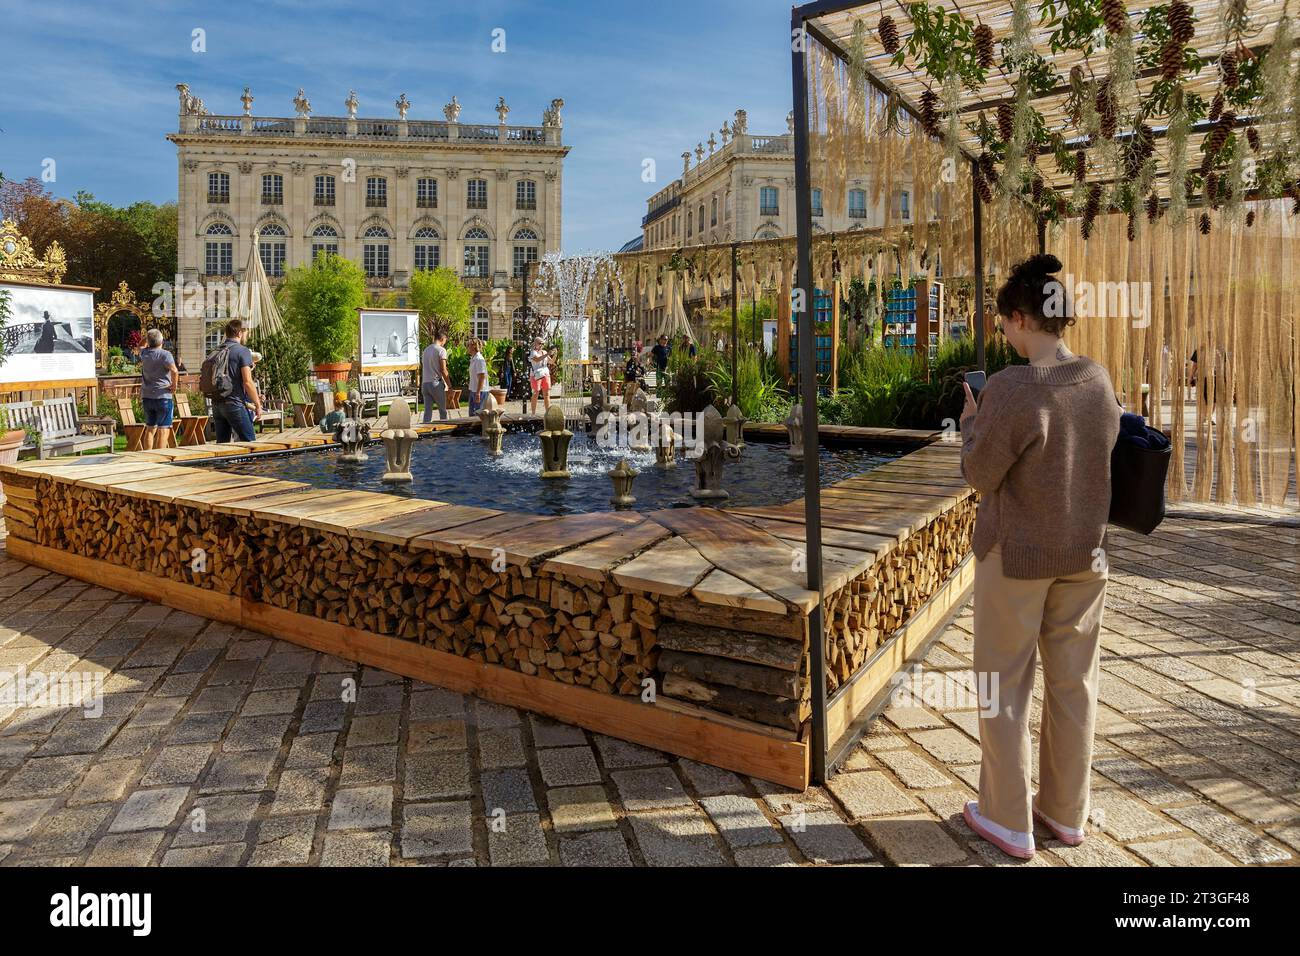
[{"left": 0, "top": 514, "right": 1295, "bottom": 867}]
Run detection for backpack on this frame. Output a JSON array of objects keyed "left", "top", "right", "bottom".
[{"left": 200, "top": 343, "right": 236, "bottom": 400}]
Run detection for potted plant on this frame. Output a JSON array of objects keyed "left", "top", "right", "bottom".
[
  {"left": 445, "top": 345, "right": 469, "bottom": 410},
  {"left": 281, "top": 253, "right": 366, "bottom": 384}
]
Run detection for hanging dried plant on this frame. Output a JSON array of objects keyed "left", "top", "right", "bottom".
[
  {"left": 974, "top": 23, "right": 996, "bottom": 71},
  {"left": 941, "top": 68, "right": 963, "bottom": 167},
  {"left": 1170, "top": 87, "right": 1190, "bottom": 223},
  {"left": 1167, "top": 0, "right": 1195, "bottom": 45},
  {"left": 1257, "top": 15, "right": 1296, "bottom": 156},
  {"left": 1007, "top": 0, "right": 1034, "bottom": 63},
  {"left": 1102, "top": 0, "right": 1129, "bottom": 38},
  {"left": 1224, "top": 0, "right": 1252, "bottom": 37},
  {"left": 1199, "top": 212, "right": 1212, "bottom": 234},
  {"left": 878, "top": 15, "right": 900, "bottom": 55}
]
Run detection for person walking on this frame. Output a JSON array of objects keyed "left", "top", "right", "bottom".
[
  {"left": 467, "top": 339, "right": 490, "bottom": 415},
  {"left": 421, "top": 331, "right": 449, "bottom": 423},
  {"left": 207, "top": 319, "right": 261, "bottom": 443},
  {"left": 139, "top": 328, "right": 178, "bottom": 450},
  {"left": 499, "top": 343, "right": 516, "bottom": 407},
  {"left": 958, "top": 253, "right": 1121, "bottom": 860},
  {"left": 650, "top": 335, "right": 670, "bottom": 375}
]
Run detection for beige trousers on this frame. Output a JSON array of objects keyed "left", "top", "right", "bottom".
[{"left": 973, "top": 546, "right": 1109, "bottom": 836}]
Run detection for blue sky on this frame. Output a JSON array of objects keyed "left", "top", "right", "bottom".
[{"left": 0, "top": 0, "right": 799, "bottom": 252}]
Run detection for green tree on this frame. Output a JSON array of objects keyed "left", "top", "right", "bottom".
[
  {"left": 279, "top": 253, "right": 366, "bottom": 364},
  {"left": 409, "top": 267, "right": 472, "bottom": 345}
]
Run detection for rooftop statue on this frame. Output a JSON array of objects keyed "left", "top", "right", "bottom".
[{"left": 293, "top": 88, "right": 311, "bottom": 118}]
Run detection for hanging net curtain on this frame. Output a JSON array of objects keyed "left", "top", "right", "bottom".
[{"left": 800, "top": 1, "right": 1298, "bottom": 510}]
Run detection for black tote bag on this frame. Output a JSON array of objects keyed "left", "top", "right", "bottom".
[{"left": 1109, "top": 416, "right": 1172, "bottom": 535}]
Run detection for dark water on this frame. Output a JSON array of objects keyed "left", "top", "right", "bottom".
[{"left": 209, "top": 433, "right": 898, "bottom": 517}]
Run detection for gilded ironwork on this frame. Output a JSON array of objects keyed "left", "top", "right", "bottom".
[
  {"left": 95, "top": 281, "right": 171, "bottom": 369},
  {"left": 0, "top": 219, "right": 67, "bottom": 285}
]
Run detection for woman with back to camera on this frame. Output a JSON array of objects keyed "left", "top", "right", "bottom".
[{"left": 959, "top": 253, "right": 1121, "bottom": 860}]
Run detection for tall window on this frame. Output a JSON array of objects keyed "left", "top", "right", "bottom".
[
  {"left": 314, "top": 174, "right": 335, "bottom": 206},
  {"left": 204, "top": 223, "right": 234, "bottom": 275},
  {"left": 760, "top": 186, "right": 779, "bottom": 216},
  {"left": 311, "top": 224, "right": 339, "bottom": 259},
  {"left": 472, "top": 306, "right": 490, "bottom": 341},
  {"left": 698, "top": 204, "right": 705, "bottom": 235},
  {"left": 362, "top": 226, "right": 390, "bottom": 278},
  {"left": 811, "top": 188, "right": 824, "bottom": 217},
  {"left": 686, "top": 210, "right": 693, "bottom": 238},
  {"left": 848, "top": 189, "right": 867, "bottom": 219},
  {"left": 258, "top": 223, "right": 287, "bottom": 277},
  {"left": 208, "top": 172, "right": 229, "bottom": 203},
  {"left": 463, "top": 227, "right": 490, "bottom": 277},
  {"left": 366, "top": 176, "right": 387, "bottom": 208},
  {"left": 710, "top": 197, "right": 718, "bottom": 226},
  {"left": 467, "top": 178, "right": 488, "bottom": 210},
  {"left": 895, "top": 189, "right": 911, "bottom": 220},
  {"left": 725, "top": 190, "right": 732, "bottom": 221},
  {"left": 516, "top": 180, "right": 536, "bottom": 210},
  {"left": 512, "top": 228, "right": 539, "bottom": 277},
  {"left": 413, "top": 227, "right": 441, "bottom": 271},
  {"left": 416, "top": 177, "right": 438, "bottom": 209},
  {"left": 261, "top": 173, "right": 283, "bottom": 205}
]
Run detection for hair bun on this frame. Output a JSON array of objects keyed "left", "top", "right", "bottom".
[{"left": 1022, "top": 253, "right": 1063, "bottom": 276}]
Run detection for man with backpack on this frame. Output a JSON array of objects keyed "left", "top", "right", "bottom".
[{"left": 201, "top": 319, "right": 262, "bottom": 443}]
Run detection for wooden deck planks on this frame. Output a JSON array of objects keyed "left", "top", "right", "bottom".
[
  {"left": 692, "top": 568, "right": 787, "bottom": 615},
  {"left": 612, "top": 537, "right": 713, "bottom": 597},
  {"left": 464, "top": 510, "right": 644, "bottom": 565},
  {"left": 418, "top": 511, "right": 555, "bottom": 556},
  {"left": 299, "top": 497, "right": 445, "bottom": 535},
  {"left": 540, "top": 519, "right": 673, "bottom": 582}
]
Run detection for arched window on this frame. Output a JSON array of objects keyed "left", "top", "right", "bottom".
[
  {"left": 463, "top": 227, "right": 490, "bottom": 278},
  {"left": 258, "top": 223, "right": 287, "bottom": 277},
  {"left": 472, "top": 305, "right": 490, "bottom": 340},
  {"left": 413, "top": 226, "right": 441, "bottom": 272},
  {"left": 311, "top": 224, "right": 339, "bottom": 260},
  {"left": 204, "top": 222, "right": 233, "bottom": 275},
  {"left": 363, "top": 226, "right": 391, "bottom": 278},
  {"left": 512, "top": 228, "right": 539, "bottom": 278}
]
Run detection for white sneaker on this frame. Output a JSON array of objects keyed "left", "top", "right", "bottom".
[
  {"left": 1033, "top": 800, "right": 1086, "bottom": 846},
  {"left": 963, "top": 801, "right": 1036, "bottom": 859}
]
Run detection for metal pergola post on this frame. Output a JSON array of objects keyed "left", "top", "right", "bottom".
[
  {"left": 792, "top": 6, "right": 829, "bottom": 785},
  {"left": 972, "top": 159, "right": 986, "bottom": 373}
]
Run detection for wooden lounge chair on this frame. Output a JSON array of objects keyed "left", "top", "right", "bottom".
[
  {"left": 287, "top": 382, "right": 316, "bottom": 428},
  {"left": 114, "top": 397, "right": 148, "bottom": 452},
  {"left": 172, "top": 394, "right": 210, "bottom": 446}
]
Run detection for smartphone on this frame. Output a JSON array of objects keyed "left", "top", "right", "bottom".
[{"left": 964, "top": 370, "right": 987, "bottom": 401}]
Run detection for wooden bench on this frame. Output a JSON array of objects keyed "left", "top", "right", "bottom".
[
  {"left": 359, "top": 371, "right": 414, "bottom": 418},
  {"left": 115, "top": 396, "right": 177, "bottom": 451},
  {"left": 3, "top": 397, "right": 114, "bottom": 459}
]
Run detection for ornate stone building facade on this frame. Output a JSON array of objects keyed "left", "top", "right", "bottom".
[
  {"left": 169, "top": 84, "right": 569, "bottom": 364},
  {"left": 641, "top": 108, "right": 913, "bottom": 251}
]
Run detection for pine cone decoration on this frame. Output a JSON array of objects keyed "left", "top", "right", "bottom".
[
  {"left": 1220, "top": 51, "right": 1239, "bottom": 89},
  {"left": 1082, "top": 218, "right": 1094, "bottom": 240},
  {"left": 1246, "top": 209, "right": 1255, "bottom": 227},
  {"left": 974, "top": 24, "right": 995, "bottom": 70},
  {"left": 1209, "top": 92, "right": 1224, "bottom": 123},
  {"left": 1032, "top": 176, "right": 1044, "bottom": 203},
  {"left": 1168, "top": 0, "right": 1195, "bottom": 45},
  {"left": 1075, "top": 149, "right": 1087, "bottom": 182},
  {"left": 1205, "top": 171, "right": 1219, "bottom": 204},
  {"left": 1057, "top": 196, "right": 1069, "bottom": 218},
  {"left": 978, "top": 151, "right": 998, "bottom": 186},
  {"left": 1102, "top": 0, "right": 1129, "bottom": 37},
  {"left": 1200, "top": 148, "right": 1215, "bottom": 177},
  {"left": 1159, "top": 38, "right": 1184, "bottom": 81},
  {"left": 1207, "top": 112, "right": 1235, "bottom": 155},
  {"left": 997, "top": 102, "right": 1014, "bottom": 144},
  {"left": 878, "top": 15, "right": 900, "bottom": 55},
  {"left": 1146, "top": 192, "right": 1159, "bottom": 222},
  {"left": 973, "top": 167, "right": 994, "bottom": 205},
  {"left": 1097, "top": 86, "right": 1117, "bottom": 139},
  {"left": 1127, "top": 209, "right": 1137, "bottom": 241},
  {"left": 919, "top": 88, "right": 940, "bottom": 136},
  {"left": 1246, "top": 126, "right": 1261, "bottom": 153},
  {"left": 1199, "top": 212, "right": 1212, "bottom": 234},
  {"left": 1084, "top": 183, "right": 1102, "bottom": 223}
]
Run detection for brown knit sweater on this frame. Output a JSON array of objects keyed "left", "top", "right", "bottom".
[{"left": 961, "top": 357, "right": 1121, "bottom": 579}]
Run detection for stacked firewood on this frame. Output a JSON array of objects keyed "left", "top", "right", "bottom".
[
  {"left": 31, "top": 482, "right": 180, "bottom": 580},
  {"left": 822, "top": 498, "right": 977, "bottom": 690},
  {"left": 0, "top": 472, "right": 39, "bottom": 542}
]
